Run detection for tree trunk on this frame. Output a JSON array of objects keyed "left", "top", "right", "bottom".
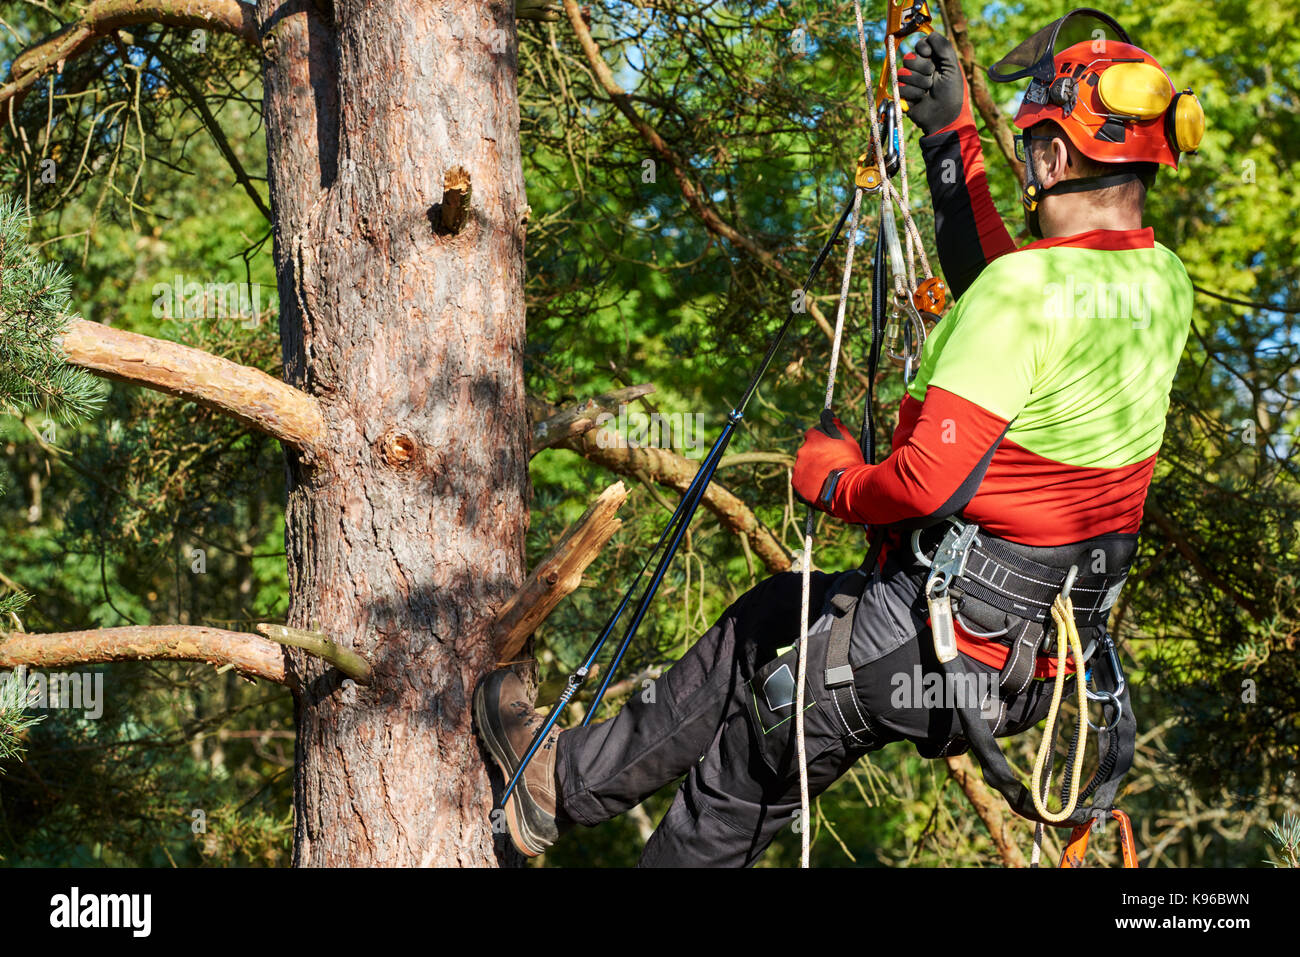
[{"left": 258, "top": 0, "right": 529, "bottom": 867}]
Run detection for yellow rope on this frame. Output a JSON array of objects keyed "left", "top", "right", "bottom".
[{"left": 1029, "top": 594, "right": 1090, "bottom": 823}]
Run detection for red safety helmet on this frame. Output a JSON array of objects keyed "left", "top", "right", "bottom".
[{"left": 989, "top": 8, "right": 1204, "bottom": 170}]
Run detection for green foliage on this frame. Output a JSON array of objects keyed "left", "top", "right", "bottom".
[
  {"left": 0, "top": 591, "right": 44, "bottom": 769},
  {"left": 0, "top": 191, "right": 105, "bottom": 772},
  {"left": 1267, "top": 813, "right": 1299, "bottom": 867},
  {"left": 0, "top": 197, "right": 105, "bottom": 422},
  {"left": 0, "top": 1, "right": 288, "bottom": 864}
]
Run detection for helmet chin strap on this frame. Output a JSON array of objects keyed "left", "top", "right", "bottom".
[{"left": 1022, "top": 166, "right": 1145, "bottom": 239}]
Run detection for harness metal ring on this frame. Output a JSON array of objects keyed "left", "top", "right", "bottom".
[{"left": 1087, "top": 690, "right": 1123, "bottom": 733}]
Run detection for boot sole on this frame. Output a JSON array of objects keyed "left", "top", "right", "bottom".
[{"left": 472, "top": 675, "right": 555, "bottom": 857}]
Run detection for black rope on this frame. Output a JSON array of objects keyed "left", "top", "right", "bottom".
[{"left": 860, "top": 225, "right": 886, "bottom": 464}]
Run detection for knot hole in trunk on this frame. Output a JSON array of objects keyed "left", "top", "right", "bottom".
[{"left": 375, "top": 429, "right": 422, "bottom": 472}]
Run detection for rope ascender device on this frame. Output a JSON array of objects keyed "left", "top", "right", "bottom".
[{"left": 503, "top": 0, "right": 1146, "bottom": 870}]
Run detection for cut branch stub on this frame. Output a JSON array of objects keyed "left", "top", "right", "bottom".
[
  {"left": 528, "top": 383, "right": 655, "bottom": 456},
  {"left": 375, "top": 429, "right": 421, "bottom": 472},
  {"left": 437, "top": 166, "right": 473, "bottom": 235},
  {"left": 494, "top": 481, "right": 627, "bottom": 661},
  {"left": 256, "top": 624, "right": 372, "bottom": 684}
]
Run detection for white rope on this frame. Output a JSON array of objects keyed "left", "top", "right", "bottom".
[
  {"left": 850, "top": 0, "right": 934, "bottom": 287},
  {"left": 796, "top": 186, "right": 864, "bottom": 868},
  {"left": 794, "top": 0, "right": 940, "bottom": 869}
]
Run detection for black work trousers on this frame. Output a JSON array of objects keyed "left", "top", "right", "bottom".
[{"left": 553, "top": 552, "right": 1060, "bottom": 867}]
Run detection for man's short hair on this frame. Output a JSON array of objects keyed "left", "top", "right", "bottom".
[{"left": 1031, "top": 120, "right": 1157, "bottom": 210}]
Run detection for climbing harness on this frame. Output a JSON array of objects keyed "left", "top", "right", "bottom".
[{"left": 905, "top": 517, "right": 1138, "bottom": 830}]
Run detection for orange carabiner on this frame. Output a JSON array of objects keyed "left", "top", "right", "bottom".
[
  {"left": 874, "top": 0, "right": 936, "bottom": 107},
  {"left": 1059, "top": 809, "right": 1139, "bottom": 868}
]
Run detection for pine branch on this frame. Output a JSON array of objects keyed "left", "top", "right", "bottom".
[
  {"left": 0, "top": 625, "right": 288, "bottom": 684},
  {"left": 58, "top": 318, "right": 328, "bottom": 459},
  {"left": 1, "top": 0, "right": 260, "bottom": 119},
  {"left": 0, "top": 197, "right": 107, "bottom": 424}
]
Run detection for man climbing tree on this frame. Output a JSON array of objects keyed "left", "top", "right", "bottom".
[{"left": 475, "top": 8, "right": 1200, "bottom": 866}]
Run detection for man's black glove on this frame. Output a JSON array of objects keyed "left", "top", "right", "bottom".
[{"left": 898, "top": 32, "right": 968, "bottom": 136}]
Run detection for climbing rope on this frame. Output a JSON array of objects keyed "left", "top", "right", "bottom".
[
  {"left": 792, "top": 1, "right": 1144, "bottom": 868},
  {"left": 497, "top": 193, "right": 861, "bottom": 812},
  {"left": 793, "top": 0, "right": 940, "bottom": 868},
  {"left": 1029, "top": 588, "right": 1090, "bottom": 823},
  {"left": 795, "top": 186, "right": 864, "bottom": 868}
]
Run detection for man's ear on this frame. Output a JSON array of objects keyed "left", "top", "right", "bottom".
[{"left": 1040, "top": 137, "right": 1071, "bottom": 188}]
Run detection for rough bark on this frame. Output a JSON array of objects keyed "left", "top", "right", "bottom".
[
  {"left": 259, "top": 0, "right": 528, "bottom": 867},
  {"left": 0, "top": 626, "right": 286, "bottom": 684}
]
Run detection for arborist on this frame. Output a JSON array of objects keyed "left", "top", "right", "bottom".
[{"left": 474, "top": 7, "right": 1201, "bottom": 866}]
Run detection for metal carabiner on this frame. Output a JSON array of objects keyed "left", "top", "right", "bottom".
[
  {"left": 911, "top": 517, "right": 980, "bottom": 575},
  {"left": 1087, "top": 690, "right": 1123, "bottom": 733},
  {"left": 1084, "top": 633, "right": 1126, "bottom": 730},
  {"left": 888, "top": 292, "right": 927, "bottom": 359},
  {"left": 911, "top": 516, "right": 969, "bottom": 569},
  {"left": 878, "top": 100, "right": 902, "bottom": 179}
]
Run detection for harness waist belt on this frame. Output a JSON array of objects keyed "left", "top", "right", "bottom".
[{"left": 956, "top": 534, "right": 1133, "bottom": 629}]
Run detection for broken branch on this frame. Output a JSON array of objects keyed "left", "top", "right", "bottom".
[
  {"left": 528, "top": 384, "right": 656, "bottom": 455},
  {"left": 551, "top": 413, "right": 792, "bottom": 574},
  {"left": 495, "top": 481, "right": 628, "bottom": 661}
]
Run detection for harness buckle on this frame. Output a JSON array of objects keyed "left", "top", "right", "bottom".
[
  {"left": 923, "top": 520, "right": 981, "bottom": 594},
  {"left": 915, "top": 521, "right": 981, "bottom": 664}
]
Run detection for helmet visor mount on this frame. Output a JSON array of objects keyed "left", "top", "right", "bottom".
[{"left": 988, "top": 7, "right": 1133, "bottom": 85}]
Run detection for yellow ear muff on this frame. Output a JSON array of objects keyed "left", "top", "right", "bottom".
[
  {"left": 1097, "top": 61, "right": 1174, "bottom": 118},
  {"left": 1167, "top": 89, "right": 1205, "bottom": 153}
]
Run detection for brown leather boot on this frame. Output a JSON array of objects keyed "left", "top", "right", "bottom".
[{"left": 473, "top": 668, "right": 560, "bottom": 857}]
